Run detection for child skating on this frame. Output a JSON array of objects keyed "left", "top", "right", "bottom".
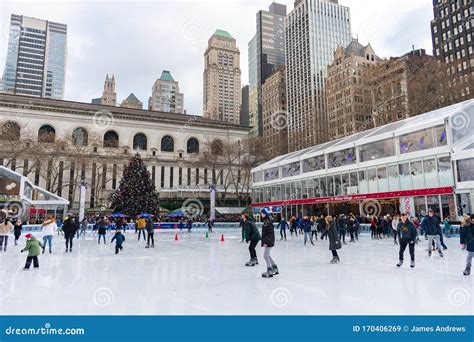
[
  {"left": 21, "top": 234, "right": 43, "bottom": 270},
  {"left": 111, "top": 229, "right": 125, "bottom": 254}
]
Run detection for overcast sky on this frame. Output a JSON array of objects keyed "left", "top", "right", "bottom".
[{"left": 0, "top": 0, "right": 434, "bottom": 115}]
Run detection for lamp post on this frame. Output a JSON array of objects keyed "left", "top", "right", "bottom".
[
  {"left": 78, "top": 181, "right": 88, "bottom": 221},
  {"left": 209, "top": 184, "right": 216, "bottom": 221}
]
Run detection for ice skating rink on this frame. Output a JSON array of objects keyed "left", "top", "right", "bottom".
[{"left": 0, "top": 229, "right": 472, "bottom": 315}]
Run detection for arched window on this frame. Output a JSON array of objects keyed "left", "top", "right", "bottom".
[
  {"left": 211, "top": 139, "right": 223, "bottom": 155},
  {"left": 161, "top": 135, "right": 174, "bottom": 152},
  {"left": 0, "top": 121, "right": 20, "bottom": 141},
  {"left": 38, "top": 125, "right": 56, "bottom": 143},
  {"left": 187, "top": 138, "right": 199, "bottom": 154},
  {"left": 133, "top": 133, "right": 147, "bottom": 150},
  {"left": 72, "top": 127, "right": 88, "bottom": 146},
  {"left": 103, "top": 130, "right": 119, "bottom": 148}
]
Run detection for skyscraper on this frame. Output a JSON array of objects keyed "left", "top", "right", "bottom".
[
  {"left": 203, "top": 30, "right": 241, "bottom": 124},
  {"left": 430, "top": 0, "right": 473, "bottom": 102},
  {"left": 148, "top": 70, "right": 184, "bottom": 114},
  {"left": 248, "top": 2, "right": 287, "bottom": 137},
  {"left": 1, "top": 14, "right": 67, "bottom": 99},
  {"left": 240, "top": 85, "right": 250, "bottom": 126},
  {"left": 285, "top": 0, "right": 351, "bottom": 151}
]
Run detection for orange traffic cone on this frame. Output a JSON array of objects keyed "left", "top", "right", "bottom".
[
  {"left": 220, "top": 234, "right": 224, "bottom": 242},
  {"left": 175, "top": 233, "right": 179, "bottom": 241}
]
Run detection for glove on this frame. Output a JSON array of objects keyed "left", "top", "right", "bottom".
[{"left": 410, "top": 241, "right": 415, "bottom": 244}]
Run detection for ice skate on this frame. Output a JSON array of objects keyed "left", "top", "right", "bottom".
[
  {"left": 330, "top": 257, "right": 338, "bottom": 264},
  {"left": 145, "top": 244, "right": 150, "bottom": 248},
  {"left": 410, "top": 260, "right": 415, "bottom": 268},
  {"left": 65, "top": 248, "right": 68, "bottom": 253},
  {"left": 428, "top": 251, "right": 432, "bottom": 257},
  {"left": 42, "top": 248, "right": 45, "bottom": 254},
  {"left": 272, "top": 264, "right": 279, "bottom": 275},
  {"left": 262, "top": 268, "right": 274, "bottom": 278},
  {"left": 396, "top": 260, "right": 403, "bottom": 267},
  {"left": 463, "top": 266, "right": 471, "bottom": 276},
  {"left": 245, "top": 258, "right": 258, "bottom": 266},
  {"left": 438, "top": 251, "right": 443, "bottom": 258},
  {"left": 69, "top": 248, "right": 72, "bottom": 252}
]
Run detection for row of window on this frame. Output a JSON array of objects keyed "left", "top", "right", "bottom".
[
  {"left": 0, "top": 122, "right": 201, "bottom": 153},
  {"left": 253, "top": 156, "right": 458, "bottom": 203}
]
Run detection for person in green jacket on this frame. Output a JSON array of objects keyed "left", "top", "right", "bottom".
[{"left": 21, "top": 234, "right": 43, "bottom": 270}]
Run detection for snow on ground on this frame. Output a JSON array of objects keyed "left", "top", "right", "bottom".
[{"left": 0, "top": 229, "right": 472, "bottom": 315}]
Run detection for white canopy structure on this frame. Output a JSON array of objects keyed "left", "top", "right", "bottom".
[
  {"left": 251, "top": 99, "right": 474, "bottom": 220},
  {"left": 0, "top": 166, "right": 69, "bottom": 220}
]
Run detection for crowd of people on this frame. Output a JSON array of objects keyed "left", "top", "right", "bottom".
[
  {"left": 0, "top": 208, "right": 473, "bottom": 277},
  {"left": 240, "top": 209, "right": 474, "bottom": 277}
]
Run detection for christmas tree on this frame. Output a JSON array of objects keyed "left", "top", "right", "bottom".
[{"left": 108, "top": 154, "right": 160, "bottom": 217}]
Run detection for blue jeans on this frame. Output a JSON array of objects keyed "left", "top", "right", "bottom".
[
  {"left": 43, "top": 235, "right": 53, "bottom": 251},
  {"left": 98, "top": 234, "right": 106, "bottom": 244}
]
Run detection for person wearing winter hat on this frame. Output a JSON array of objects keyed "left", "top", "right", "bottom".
[
  {"left": 21, "top": 233, "right": 43, "bottom": 269},
  {"left": 260, "top": 208, "right": 278, "bottom": 278},
  {"left": 460, "top": 214, "right": 474, "bottom": 276},
  {"left": 242, "top": 213, "right": 261, "bottom": 266}
]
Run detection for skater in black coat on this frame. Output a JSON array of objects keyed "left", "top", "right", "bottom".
[
  {"left": 397, "top": 213, "right": 417, "bottom": 268},
  {"left": 325, "top": 216, "right": 341, "bottom": 263},
  {"left": 242, "top": 214, "right": 261, "bottom": 266},
  {"left": 261, "top": 208, "right": 278, "bottom": 278},
  {"left": 62, "top": 215, "right": 78, "bottom": 252},
  {"left": 460, "top": 215, "right": 474, "bottom": 276}
]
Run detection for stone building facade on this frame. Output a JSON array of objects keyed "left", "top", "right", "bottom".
[
  {"left": 203, "top": 30, "right": 241, "bottom": 124},
  {"left": 0, "top": 94, "right": 250, "bottom": 211}
]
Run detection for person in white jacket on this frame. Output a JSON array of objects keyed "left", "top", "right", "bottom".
[
  {"left": 392, "top": 215, "right": 400, "bottom": 245},
  {"left": 41, "top": 216, "right": 58, "bottom": 254}
]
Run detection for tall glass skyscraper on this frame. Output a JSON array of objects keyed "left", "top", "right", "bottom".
[
  {"left": 248, "top": 2, "right": 287, "bottom": 137},
  {"left": 286, "top": 0, "right": 351, "bottom": 151},
  {"left": 1, "top": 14, "right": 67, "bottom": 99}
]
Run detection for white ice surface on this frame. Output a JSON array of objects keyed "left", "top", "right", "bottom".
[{"left": 0, "top": 229, "right": 472, "bottom": 315}]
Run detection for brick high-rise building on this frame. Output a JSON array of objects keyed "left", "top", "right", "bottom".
[
  {"left": 326, "top": 39, "right": 379, "bottom": 140},
  {"left": 285, "top": 0, "right": 351, "bottom": 152},
  {"left": 370, "top": 49, "right": 445, "bottom": 128},
  {"left": 148, "top": 70, "right": 184, "bottom": 114},
  {"left": 203, "top": 30, "right": 241, "bottom": 124},
  {"left": 430, "top": 0, "right": 473, "bottom": 102},
  {"left": 261, "top": 66, "right": 288, "bottom": 160}
]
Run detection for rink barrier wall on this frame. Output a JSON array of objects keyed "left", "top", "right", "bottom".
[{"left": 18, "top": 223, "right": 462, "bottom": 236}]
